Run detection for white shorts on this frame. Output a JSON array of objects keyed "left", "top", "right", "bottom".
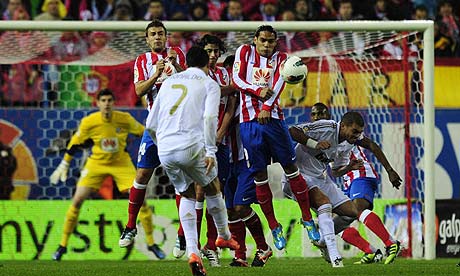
[
  {"left": 282, "top": 172, "right": 350, "bottom": 209},
  {"left": 159, "top": 144, "right": 218, "bottom": 194}
]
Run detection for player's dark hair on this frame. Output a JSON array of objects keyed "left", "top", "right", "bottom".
[
  {"left": 341, "top": 111, "right": 364, "bottom": 127},
  {"left": 145, "top": 19, "right": 167, "bottom": 37},
  {"left": 311, "top": 102, "right": 331, "bottom": 119},
  {"left": 186, "top": 46, "right": 209, "bottom": 68},
  {"left": 254, "top": 25, "right": 277, "bottom": 39},
  {"left": 196, "top": 34, "right": 227, "bottom": 54},
  {"left": 223, "top": 55, "right": 235, "bottom": 68},
  {"left": 97, "top": 88, "right": 114, "bottom": 100}
]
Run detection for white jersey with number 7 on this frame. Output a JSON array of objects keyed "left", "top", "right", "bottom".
[{"left": 146, "top": 67, "right": 221, "bottom": 159}]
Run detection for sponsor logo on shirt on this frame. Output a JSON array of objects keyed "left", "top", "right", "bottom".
[
  {"left": 101, "top": 137, "right": 119, "bottom": 152},
  {"left": 252, "top": 68, "right": 272, "bottom": 87}
]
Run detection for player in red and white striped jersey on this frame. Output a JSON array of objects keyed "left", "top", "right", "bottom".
[
  {"left": 342, "top": 146, "right": 379, "bottom": 191},
  {"left": 232, "top": 24, "right": 319, "bottom": 250},
  {"left": 120, "top": 20, "right": 185, "bottom": 258}
]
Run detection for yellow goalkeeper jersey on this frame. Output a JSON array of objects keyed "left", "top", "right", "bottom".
[{"left": 65, "top": 111, "right": 144, "bottom": 164}]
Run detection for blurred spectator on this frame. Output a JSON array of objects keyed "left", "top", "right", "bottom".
[
  {"left": 436, "top": 0, "right": 459, "bottom": 55},
  {"left": 143, "top": 0, "right": 166, "bottom": 21},
  {"left": 0, "top": 140, "right": 16, "bottom": 200},
  {"left": 413, "top": 4, "right": 429, "bottom": 20},
  {"left": 0, "top": 6, "right": 44, "bottom": 107},
  {"left": 52, "top": 31, "right": 88, "bottom": 61},
  {"left": 165, "top": 0, "right": 189, "bottom": 20},
  {"left": 386, "top": 0, "right": 412, "bottom": 20},
  {"left": 277, "top": 9, "right": 318, "bottom": 53},
  {"left": 64, "top": 0, "right": 115, "bottom": 21},
  {"left": 294, "top": 0, "right": 316, "bottom": 20},
  {"left": 367, "top": 0, "right": 390, "bottom": 20},
  {"left": 336, "top": 0, "right": 362, "bottom": 20},
  {"left": 220, "top": 0, "right": 248, "bottom": 48},
  {"left": 109, "top": 0, "right": 134, "bottom": 20},
  {"left": 207, "top": 0, "right": 226, "bottom": 21},
  {"left": 90, "top": 0, "right": 115, "bottom": 20},
  {"left": 434, "top": 20, "right": 455, "bottom": 56},
  {"left": 250, "top": 0, "right": 280, "bottom": 21},
  {"left": 189, "top": 1, "right": 209, "bottom": 21},
  {"left": 166, "top": 31, "right": 192, "bottom": 53},
  {"left": 221, "top": 0, "right": 248, "bottom": 21},
  {"left": 317, "top": 0, "right": 337, "bottom": 20},
  {"left": 411, "top": 0, "right": 437, "bottom": 18},
  {"left": 240, "top": 0, "right": 260, "bottom": 18},
  {"left": 2, "top": 0, "right": 22, "bottom": 20},
  {"left": 34, "top": 0, "right": 67, "bottom": 20},
  {"left": 88, "top": 31, "right": 111, "bottom": 54}
]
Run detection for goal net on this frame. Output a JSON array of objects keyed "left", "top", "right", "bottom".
[{"left": 0, "top": 21, "right": 434, "bottom": 260}]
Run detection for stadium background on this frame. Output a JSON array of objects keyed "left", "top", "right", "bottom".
[{"left": 1, "top": 0, "right": 460, "bottom": 262}]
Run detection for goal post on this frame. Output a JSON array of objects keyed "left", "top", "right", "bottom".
[{"left": 0, "top": 20, "right": 435, "bottom": 260}]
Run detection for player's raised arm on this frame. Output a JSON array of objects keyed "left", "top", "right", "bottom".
[
  {"left": 289, "top": 125, "right": 331, "bottom": 150},
  {"left": 232, "top": 45, "right": 266, "bottom": 98},
  {"left": 357, "top": 136, "right": 402, "bottom": 189}
]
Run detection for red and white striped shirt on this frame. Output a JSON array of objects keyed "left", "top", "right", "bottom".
[
  {"left": 209, "top": 65, "right": 230, "bottom": 130},
  {"left": 232, "top": 44, "right": 287, "bottom": 122},
  {"left": 133, "top": 47, "right": 186, "bottom": 110},
  {"left": 342, "top": 146, "right": 379, "bottom": 189}
]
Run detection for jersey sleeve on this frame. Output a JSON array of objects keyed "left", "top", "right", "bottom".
[
  {"left": 127, "top": 114, "right": 145, "bottom": 136},
  {"left": 203, "top": 79, "right": 221, "bottom": 158},
  {"left": 133, "top": 54, "right": 147, "bottom": 83},
  {"left": 262, "top": 52, "right": 287, "bottom": 111},
  {"left": 174, "top": 47, "right": 187, "bottom": 69},
  {"left": 64, "top": 117, "right": 91, "bottom": 161},
  {"left": 232, "top": 45, "right": 262, "bottom": 97}
]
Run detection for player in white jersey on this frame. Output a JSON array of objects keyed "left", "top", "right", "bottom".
[
  {"left": 146, "top": 46, "right": 240, "bottom": 276},
  {"left": 119, "top": 20, "right": 186, "bottom": 257},
  {"left": 289, "top": 108, "right": 402, "bottom": 265},
  {"left": 310, "top": 104, "right": 403, "bottom": 265},
  {"left": 232, "top": 24, "right": 319, "bottom": 251},
  {"left": 186, "top": 34, "right": 237, "bottom": 267}
]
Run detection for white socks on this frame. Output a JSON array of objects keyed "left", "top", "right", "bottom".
[
  {"left": 205, "top": 193, "right": 231, "bottom": 240},
  {"left": 317, "top": 203, "right": 341, "bottom": 262},
  {"left": 179, "top": 197, "right": 199, "bottom": 257}
]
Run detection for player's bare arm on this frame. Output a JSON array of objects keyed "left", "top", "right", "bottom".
[
  {"left": 358, "top": 136, "right": 402, "bottom": 189},
  {"left": 288, "top": 126, "right": 331, "bottom": 149},
  {"left": 220, "top": 84, "right": 237, "bottom": 97},
  {"left": 204, "top": 156, "right": 216, "bottom": 175},
  {"left": 331, "top": 159, "right": 364, "bottom": 177},
  {"left": 134, "top": 60, "right": 166, "bottom": 97},
  {"left": 217, "top": 94, "right": 237, "bottom": 144},
  {"left": 259, "top": 87, "right": 274, "bottom": 101}
]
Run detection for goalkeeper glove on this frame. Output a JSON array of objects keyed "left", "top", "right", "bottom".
[{"left": 50, "top": 160, "right": 69, "bottom": 185}]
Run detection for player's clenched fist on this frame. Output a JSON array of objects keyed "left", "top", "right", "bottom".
[
  {"left": 259, "top": 88, "right": 274, "bottom": 101},
  {"left": 50, "top": 160, "right": 69, "bottom": 184}
]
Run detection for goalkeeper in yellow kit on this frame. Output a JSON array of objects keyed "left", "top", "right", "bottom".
[{"left": 51, "top": 89, "right": 165, "bottom": 260}]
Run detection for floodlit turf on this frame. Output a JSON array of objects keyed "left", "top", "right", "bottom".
[{"left": 1, "top": 258, "right": 459, "bottom": 276}]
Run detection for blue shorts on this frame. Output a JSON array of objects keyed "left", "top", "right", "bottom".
[
  {"left": 240, "top": 119, "right": 296, "bottom": 172},
  {"left": 344, "top": 177, "right": 378, "bottom": 208},
  {"left": 216, "top": 144, "right": 230, "bottom": 185},
  {"left": 224, "top": 160, "right": 257, "bottom": 209},
  {"left": 136, "top": 130, "right": 161, "bottom": 169}
]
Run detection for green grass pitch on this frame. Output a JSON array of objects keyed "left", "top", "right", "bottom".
[{"left": 1, "top": 258, "right": 459, "bottom": 276}]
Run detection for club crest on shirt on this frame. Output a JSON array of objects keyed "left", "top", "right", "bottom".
[
  {"left": 100, "top": 137, "right": 119, "bottom": 152},
  {"left": 252, "top": 68, "right": 272, "bottom": 87},
  {"left": 233, "top": 62, "right": 240, "bottom": 74}
]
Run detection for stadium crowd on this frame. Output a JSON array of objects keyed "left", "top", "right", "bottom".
[{"left": 0, "top": 0, "right": 458, "bottom": 107}]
